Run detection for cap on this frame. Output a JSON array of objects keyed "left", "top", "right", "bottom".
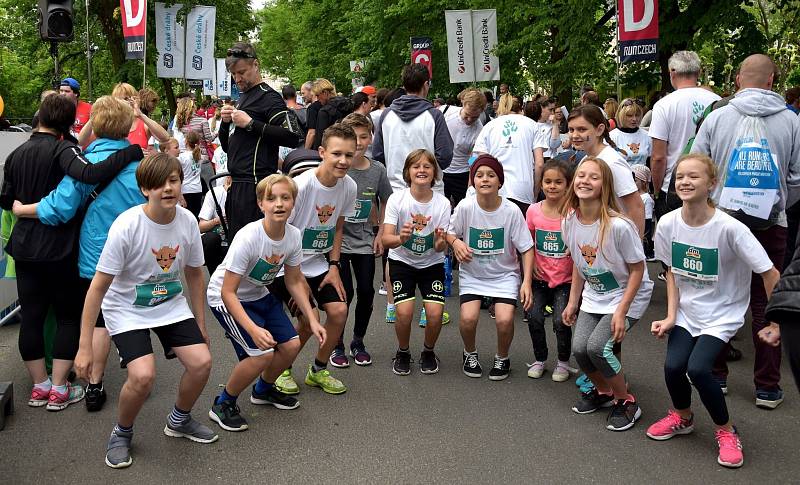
[
  {"left": 60, "top": 77, "right": 80, "bottom": 91},
  {"left": 632, "top": 164, "right": 651, "bottom": 183},
  {"left": 470, "top": 154, "right": 504, "bottom": 187},
  {"left": 360, "top": 86, "right": 376, "bottom": 95}
]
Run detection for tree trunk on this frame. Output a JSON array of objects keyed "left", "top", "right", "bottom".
[
  {"left": 161, "top": 77, "right": 176, "bottom": 119},
  {"left": 93, "top": 0, "right": 125, "bottom": 70},
  {"left": 548, "top": 26, "right": 572, "bottom": 107}
]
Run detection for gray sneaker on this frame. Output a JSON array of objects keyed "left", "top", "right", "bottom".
[
  {"left": 105, "top": 428, "right": 133, "bottom": 469},
  {"left": 163, "top": 416, "right": 219, "bottom": 443}
]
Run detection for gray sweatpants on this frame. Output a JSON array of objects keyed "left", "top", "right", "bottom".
[{"left": 572, "top": 311, "right": 638, "bottom": 378}]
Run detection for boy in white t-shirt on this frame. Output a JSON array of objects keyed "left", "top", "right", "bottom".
[
  {"left": 206, "top": 174, "right": 325, "bottom": 432},
  {"left": 74, "top": 153, "right": 216, "bottom": 469},
  {"left": 268, "top": 123, "right": 357, "bottom": 395}
]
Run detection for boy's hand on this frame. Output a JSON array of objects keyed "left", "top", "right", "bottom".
[
  {"left": 651, "top": 318, "right": 675, "bottom": 339},
  {"left": 11, "top": 200, "right": 23, "bottom": 216},
  {"left": 310, "top": 321, "right": 327, "bottom": 346},
  {"left": 373, "top": 234, "right": 384, "bottom": 256},
  {"left": 452, "top": 239, "right": 473, "bottom": 263},
  {"left": 434, "top": 227, "right": 446, "bottom": 244},
  {"left": 250, "top": 326, "right": 276, "bottom": 350},
  {"left": 319, "top": 266, "right": 346, "bottom": 302},
  {"left": 74, "top": 345, "right": 92, "bottom": 381},
  {"left": 398, "top": 222, "right": 413, "bottom": 244},
  {"left": 758, "top": 322, "right": 781, "bottom": 347}
]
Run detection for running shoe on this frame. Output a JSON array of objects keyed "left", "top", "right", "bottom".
[
  {"left": 164, "top": 416, "right": 219, "bottom": 443},
  {"left": 420, "top": 350, "right": 440, "bottom": 374},
  {"left": 105, "top": 427, "right": 133, "bottom": 469},
  {"left": 392, "top": 350, "right": 412, "bottom": 376},
  {"left": 46, "top": 383, "right": 85, "bottom": 411},
  {"left": 386, "top": 306, "right": 396, "bottom": 324},
  {"left": 250, "top": 386, "right": 300, "bottom": 409},
  {"left": 463, "top": 351, "right": 482, "bottom": 378},
  {"left": 716, "top": 427, "right": 744, "bottom": 468},
  {"left": 488, "top": 303, "right": 496, "bottom": 319},
  {"left": 552, "top": 361, "right": 574, "bottom": 382},
  {"left": 378, "top": 282, "right": 388, "bottom": 295},
  {"left": 350, "top": 340, "right": 372, "bottom": 366},
  {"left": 572, "top": 389, "right": 614, "bottom": 414},
  {"left": 304, "top": 365, "right": 347, "bottom": 394},
  {"left": 726, "top": 345, "right": 743, "bottom": 362},
  {"left": 576, "top": 373, "right": 596, "bottom": 393},
  {"left": 85, "top": 385, "right": 107, "bottom": 412},
  {"left": 646, "top": 410, "right": 694, "bottom": 440},
  {"left": 419, "top": 308, "right": 427, "bottom": 327},
  {"left": 755, "top": 387, "right": 784, "bottom": 409},
  {"left": 544, "top": 305, "right": 553, "bottom": 316},
  {"left": 488, "top": 356, "right": 510, "bottom": 381},
  {"left": 527, "top": 361, "right": 545, "bottom": 379},
  {"left": 329, "top": 347, "right": 350, "bottom": 368},
  {"left": 522, "top": 312, "right": 531, "bottom": 323},
  {"left": 606, "top": 399, "right": 641, "bottom": 431},
  {"left": 209, "top": 399, "right": 249, "bottom": 432},
  {"left": 28, "top": 386, "right": 50, "bottom": 407},
  {"left": 657, "top": 271, "right": 666, "bottom": 282},
  {"left": 275, "top": 369, "right": 300, "bottom": 395},
  {"left": 442, "top": 311, "right": 450, "bottom": 325}
]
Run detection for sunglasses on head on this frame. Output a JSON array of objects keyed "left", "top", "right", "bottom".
[{"left": 226, "top": 48, "right": 256, "bottom": 59}]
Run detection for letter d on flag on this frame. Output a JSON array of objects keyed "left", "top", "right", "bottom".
[{"left": 617, "top": 0, "right": 659, "bottom": 63}]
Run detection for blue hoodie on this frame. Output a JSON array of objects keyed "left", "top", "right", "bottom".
[{"left": 37, "top": 138, "right": 144, "bottom": 278}]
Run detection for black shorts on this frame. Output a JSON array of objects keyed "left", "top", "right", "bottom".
[
  {"left": 269, "top": 271, "right": 344, "bottom": 317},
  {"left": 111, "top": 318, "right": 206, "bottom": 367},
  {"left": 388, "top": 259, "right": 445, "bottom": 305},
  {"left": 460, "top": 293, "right": 517, "bottom": 307}
]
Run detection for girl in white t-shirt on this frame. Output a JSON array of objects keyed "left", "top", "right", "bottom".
[
  {"left": 382, "top": 149, "right": 450, "bottom": 376},
  {"left": 609, "top": 99, "right": 651, "bottom": 166},
  {"left": 648, "top": 154, "right": 779, "bottom": 469},
  {"left": 447, "top": 155, "right": 534, "bottom": 381},
  {"left": 178, "top": 131, "right": 204, "bottom": 217},
  {"left": 562, "top": 157, "right": 653, "bottom": 432},
  {"left": 568, "top": 105, "right": 644, "bottom": 235}
]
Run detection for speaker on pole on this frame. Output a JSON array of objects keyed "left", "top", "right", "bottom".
[{"left": 38, "top": 0, "right": 74, "bottom": 42}]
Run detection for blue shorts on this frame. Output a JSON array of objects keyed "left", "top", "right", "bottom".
[{"left": 211, "top": 293, "right": 299, "bottom": 360}]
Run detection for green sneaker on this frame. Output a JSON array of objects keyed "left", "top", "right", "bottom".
[
  {"left": 304, "top": 365, "right": 347, "bottom": 394},
  {"left": 275, "top": 369, "right": 300, "bottom": 395},
  {"left": 443, "top": 311, "right": 451, "bottom": 325}
]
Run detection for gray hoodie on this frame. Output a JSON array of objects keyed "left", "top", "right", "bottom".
[{"left": 693, "top": 88, "right": 800, "bottom": 227}]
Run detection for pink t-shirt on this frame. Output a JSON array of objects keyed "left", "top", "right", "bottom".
[{"left": 526, "top": 202, "right": 572, "bottom": 288}]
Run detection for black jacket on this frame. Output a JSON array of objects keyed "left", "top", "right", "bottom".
[{"left": 765, "top": 241, "right": 800, "bottom": 326}]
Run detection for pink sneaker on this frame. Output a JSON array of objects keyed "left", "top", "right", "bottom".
[
  {"left": 646, "top": 410, "right": 694, "bottom": 440},
  {"left": 716, "top": 427, "right": 744, "bottom": 468},
  {"left": 46, "top": 383, "right": 85, "bottom": 411},
  {"left": 28, "top": 386, "right": 50, "bottom": 407}
]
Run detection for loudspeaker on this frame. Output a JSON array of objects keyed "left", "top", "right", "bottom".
[{"left": 37, "top": 0, "right": 74, "bottom": 42}]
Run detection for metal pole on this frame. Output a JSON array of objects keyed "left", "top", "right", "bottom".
[
  {"left": 142, "top": 2, "right": 147, "bottom": 89},
  {"left": 615, "top": 7, "right": 622, "bottom": 100},
  {"left": 85, "top": 0, "right": 92, "bottom": 101}
]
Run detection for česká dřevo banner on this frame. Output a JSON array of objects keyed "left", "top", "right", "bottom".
[
  {"left": 155, "top": 2, "right": 184, "bottom": 78},
  {"left": 617, "top": 0, "right": 658, "bottom": 63},
  {"left": 445, "top": 9, "right": 500, "bottom": 83},
  {"left": 120, "top": 0, "right": 146, "bottom": 60},
  {"left": 185, "top": 5, "right": 216, "bottom": 80}
]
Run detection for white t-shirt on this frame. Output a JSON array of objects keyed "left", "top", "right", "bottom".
[
  {"left": 609, "top": 128, "right": 651, "bottom": 166},
  {"left": 648, "top": 87, "right": 721, "bottom": 192},
  {"left": 473, "top": 114, "right": 548, "bottom": 204},
  {"left": 562, "top": 212, "right": 653, "bottom": 319},
  {"left": 641, "top": 192, "right": 654, "bottom": 220},
  {"left": 655, "top": 209, "right": 773, "bottom": 341},
  {"left": 441, "top": 107, "right": 482, "bottom": 174},
  {"left": 384, "top": 188, "right": 451, "bottom": 268},
  {"left": 537, "top": 121, "right": 558, "bottom": 158},
  {"left": 448, "top": 197, "right": 534, "bottom": 299},
  {"left": 178, "top": 151, "right": 202, "bottom": 194},
  {"left": 199, "top": 186, "right": 227, "bottom": 222},
  {"left": 96, "top": 206, "right": 204, "bottom": 336},
  {"left": 285, "top": 169, "right": 357, "bottom": 278},
  {"left": 207, "top": 221, "right": 303, "bottom": 308},
  {"left": 211, "top": 146, "right": 228, "bottom": 187}
]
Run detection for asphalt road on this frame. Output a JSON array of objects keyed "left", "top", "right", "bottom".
[{"left": 0, "top": 261, "right": 798, "bottom": 484}]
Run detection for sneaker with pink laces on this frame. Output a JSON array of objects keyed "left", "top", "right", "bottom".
[
  {"left": 716, "top": 427, "right": 744, "bottom": 468},
  {"left": 28, "top": 386, "right": 50, "bottom": 407},
  {"left": 46, "top": 383, "right": 85, "bottom": 411},
  {"left": 646, "top": 410, "right": 694, "bottom": 440}
]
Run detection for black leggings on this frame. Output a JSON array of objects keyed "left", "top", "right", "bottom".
[
  {"left": 665, "top": 325, "right": 729, "bottom": 425},
  {"left": 184, "top": 192, "right": 203, "bottom": 218},
  {"left": 201, "top": 231, "right": 226, "bottom": 274},
  {"left": 16, "top": 259, "right": 81, "bottom": 361},
  {"left": 338, "top": 253, "right": 376, "bottom": 344}
]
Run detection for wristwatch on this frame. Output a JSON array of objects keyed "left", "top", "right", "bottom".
[{"left": 328, "top": 260, "right": 341, "bottom": 269}]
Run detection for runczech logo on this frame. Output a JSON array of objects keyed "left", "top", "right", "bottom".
[
  {"left": 685, "top": 247, "right": 701, "bottom": 259},
  {"left": 479, "top": 230, "right": 493, "bottom": 239},
  {"left": 316, "top": 232, "right": 329, "bottom": 241},
  {"left": 544, "top": 232, "right": 557, "bottom": 241},
  {"left": 393, "top": 281, "right": 402, "bottom": 293},
  {"left": 431, "top": 280, "right": 443, "bottom": 292}
]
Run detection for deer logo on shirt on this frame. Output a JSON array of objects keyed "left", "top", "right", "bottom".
[
  {"left": 316, "top": 204, "right": 335, "bottom": 224},
  {"left": 410, "top": 213, "right": 431, "bottom": 233},
  {"left": 265, "top": 253, "right": 283, "bottom": 265},
  {"left": 628, "top": 143, "right": 640, "bottom": 155},
  {"left": 580, "top": 244, "right": 597, "bottom": 267},
  {"left": 152, "top": 245, "right": 180, "bottom": 272}
]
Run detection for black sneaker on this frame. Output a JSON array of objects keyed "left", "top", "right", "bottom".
[
  {"left": 208, "top": 399, "right": 248, "bottom": 432},
  {"left": 726, "top": 344, "right": 743, "bottom": 362},
  {"left": 463, "top": 351, "right": 482, "bottom": 378},
  {"left": 572, "top": 389, "right": 615, "bottom": 414},
  {"left": 85, "top": 385, "right": 107, "bottom": 412},
  {"left": 420, "top": 350, "right": 440, "bottom": 374},
  {"left": 488, "top": 356, "right": 510, "bottom": 381},
  {"left": 606, "top": 399, "right": 642, "bottom": 431},
  {"left": 250, "top": 386, "right": 300, "bottom": 410},
  {"left": 392, "top": 350, "right": 412, "bottom": 375}
]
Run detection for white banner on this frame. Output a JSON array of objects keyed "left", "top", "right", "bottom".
[
  {"left": 203, "top": 76, "right": 216, "bottom": 95},
  {"left": 185, "top": 6, "right": 216, "bottom": 80},
  {"left": 445, "top": 10, "right": 475, "bottom": 83},
  {"left": 472, "top": 9, "right": 500, "bottom": 82},
  {"left": 155, "top": 2, "right": 184, "bottom": 78},
  {"left": 216, "top": 58, "right": 231, "bottom": 97}
]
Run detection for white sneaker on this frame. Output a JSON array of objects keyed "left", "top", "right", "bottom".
[
  {"left": 527, "top": 361, "right": 545, "bottom": 379},
  {"left": 552, "top": 361, "right": 574, "bottom": 382},
  {"left": 378, "top": 282, "right": 387, "bottom": 295}
]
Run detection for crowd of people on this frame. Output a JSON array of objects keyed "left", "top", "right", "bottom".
[{"left": 2, "top": 42, "right": 800, "bottom": 471}]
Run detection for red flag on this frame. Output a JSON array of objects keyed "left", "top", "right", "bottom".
[
  {"left": 617, "top": 0, "right": 658, "bottom": 63},
  {"left": 411, "top": 37, "right": 433, "bottom": 80},
  {"left": 121, "top": 0, "right": 147, "bottom": 60}
]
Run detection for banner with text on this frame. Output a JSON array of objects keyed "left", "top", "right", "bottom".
[
  {"left": 471, "top": 9, "right": 500, "bottom": 82},
  {"left": 445, "top": 10, "right": 475, "bottom": 83},
  {"left": 216, "top": 59, "right": 231, "bottom": 97},
  {"left": 120, "top": 0, "right": 147, "bottom": 60},
  {"left": 410, "top": 37, "right": 433, "bottom": 80},
  {"left": 155, "top": 2, "right": 184, "bottom": 78},
  {"left": 185, "top": 5, "right": 216, "bottom": 80},
  {"left": 617, "top": 0, "right": 658, "bottom": 63}
]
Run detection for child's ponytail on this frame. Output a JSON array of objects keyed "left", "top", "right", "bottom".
[{"left": 185, "top": 131, "right": 201, "bottom": 162}]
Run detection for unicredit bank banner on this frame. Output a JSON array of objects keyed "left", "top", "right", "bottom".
[
  {"left": 411, "top": 37, "right": 433, "bottom": 80},
  {"left": 121, "top": 0, "right": 147, "bottom": 60},
  {"left": 617, "top": 0, "right": 658, "bottom": 63}
]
